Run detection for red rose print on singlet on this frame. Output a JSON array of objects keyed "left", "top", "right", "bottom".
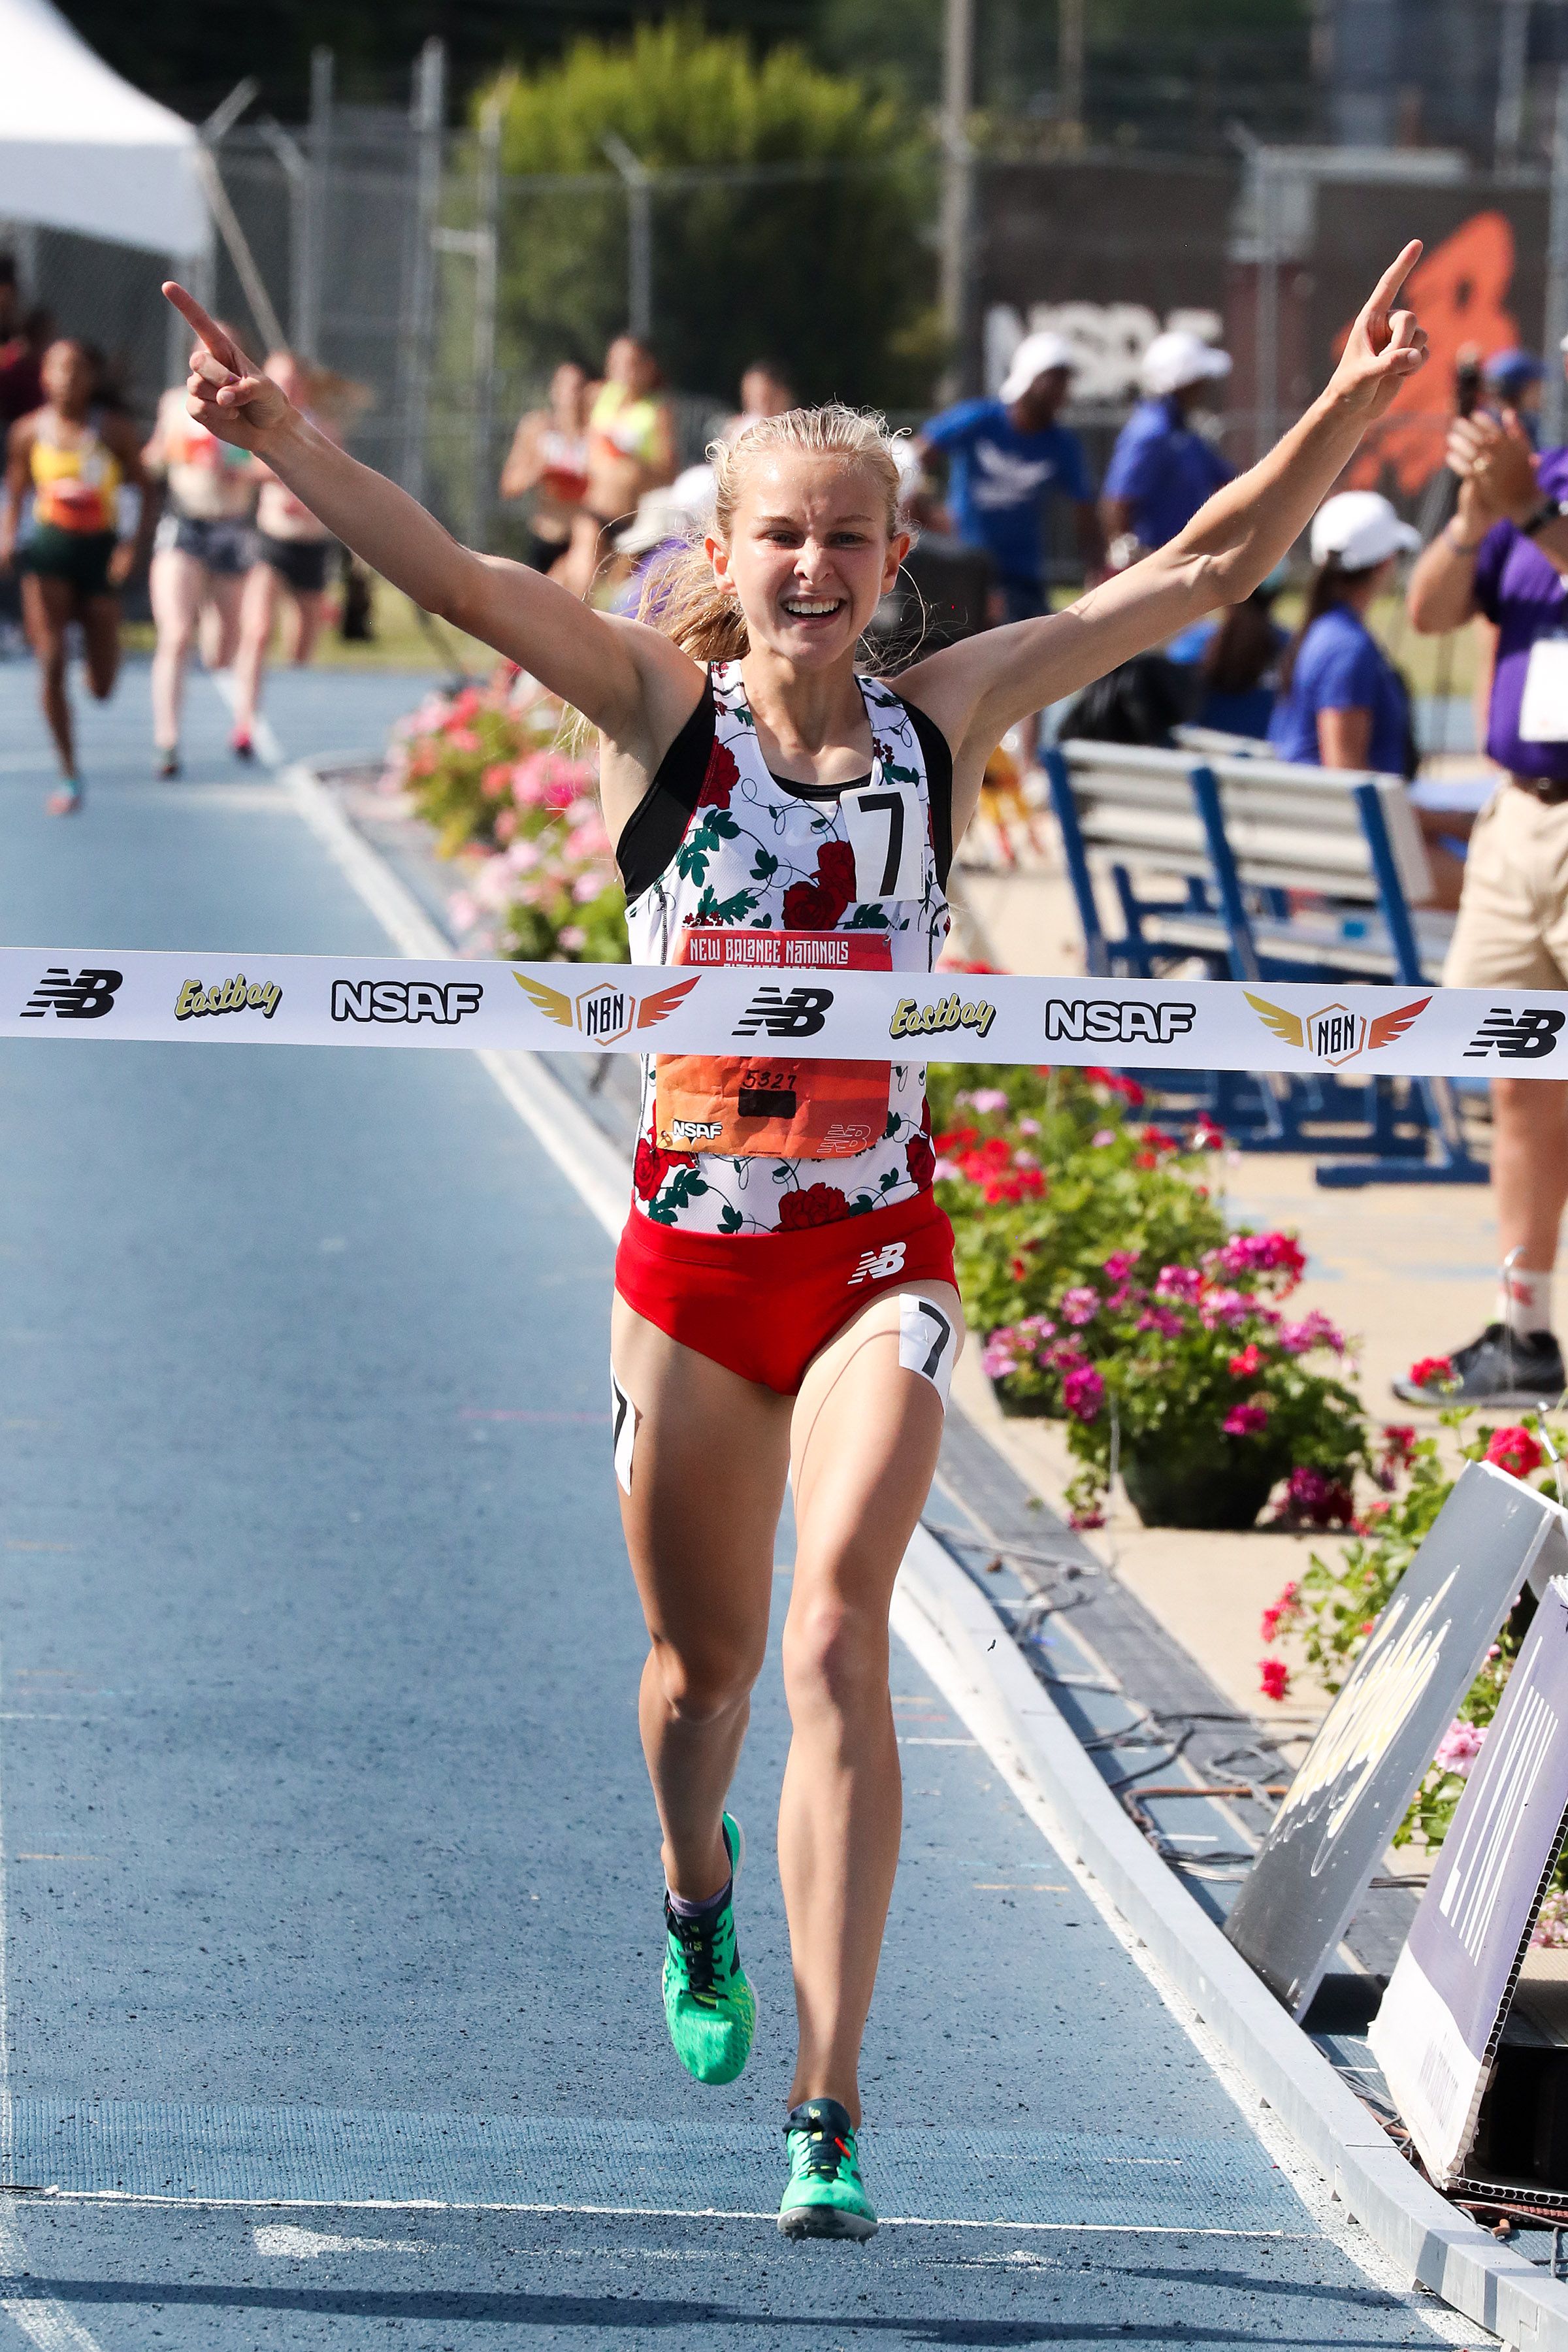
[
  {"left": 777, "top": 1184, "right": 851, "bottom": 1230},
  {"left": 696, "top": 740, "right": 740, "bottom": 811},
  {"left": 634, "top": 1137, "right": 695, "bottom": 1199},
  {"left": 905, "top": 1132, "right": 935, "bottom": 1192},
  {"left": 781, "top": 840, "right": 857, "bottom": 930}
]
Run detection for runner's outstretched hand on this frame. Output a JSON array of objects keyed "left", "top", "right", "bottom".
[
  {"left": 161, "top": 284, "right": 288, "bottom": 452},
  {"left": 1324, "top": 242, "right": 1428, "bottom": 422}
]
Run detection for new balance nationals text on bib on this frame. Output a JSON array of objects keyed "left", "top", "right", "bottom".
[{"left": 5, "top": 949, "right": 1568, "bottom": 1082}]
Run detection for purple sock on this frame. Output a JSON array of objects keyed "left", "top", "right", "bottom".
[{"left": 666, "top": 1874, "right": 731, "bottom": 1923}]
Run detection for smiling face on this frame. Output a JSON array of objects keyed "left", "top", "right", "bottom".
[{"left": 706, "top": 451, "right": 907, "bottom": 668}]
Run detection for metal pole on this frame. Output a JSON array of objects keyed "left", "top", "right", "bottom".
[
  {"left": 1256, "top": 156, "right": 1281, "bottom": 462},
  {"left": 401, "top": 37, "right": 446, "bottom": 502},
  {"left": 939, "top": 0, "right": 976, "bottom": 395},
  {"left": 1058, "top": 0, "right": 1086, "bottom": 150},
  {"left": 302, "top": 47, "right": 334, "bottom": 359},
  {"left": 601, "top": 131, "right": 652, "bottom": 340},
  {"left": 472, "top": 98, "right": 503, "bottom": 551},
  {"left": 1495, "top": 0, "right": 1531, "bottom": 171},
  {"left": 1546, "top": 70, "right": 1568, "bottom": 447}
]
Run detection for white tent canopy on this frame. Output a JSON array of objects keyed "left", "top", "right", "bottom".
[{"left": 0, "top": 0, "right": 206, "bottom": 257}]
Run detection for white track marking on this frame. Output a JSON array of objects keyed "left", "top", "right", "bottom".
[
  {"left": 275, "top": 752, "right": 1494, "bottom": 2343},
  {"left": 206, "top": 672, "right": 284, "bottom": 772},
  {"left": 253, "top": 2224, "right": 425, "bottom": 2257}
]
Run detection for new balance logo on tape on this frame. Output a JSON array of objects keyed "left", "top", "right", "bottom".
[
  {"left": 1464, "top": 1007, "right": 1566, "bottom": 1060},
  {"left": 732, "top": 985, "right": 834, "bottom": 1039},
  {"left": 21, "top": 966, "right": 122, "bottom": 1019},
  {"left": 331, "top": 980, "right": 483, "bottom": 1025},
  {"left": 849, "top": 1241, "right": 907, "bottom": 1285}
]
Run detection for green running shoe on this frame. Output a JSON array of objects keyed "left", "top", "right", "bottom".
[
  {"left": 777, "top": 2097, "right": 877, "bottom": 2241},
  {"left": 662, "top": 1812, "right": 755, "bottom": 2086}
]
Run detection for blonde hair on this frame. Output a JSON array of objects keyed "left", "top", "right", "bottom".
[{"left": 637, "top": 402, "right": 903, "bottom": 661}]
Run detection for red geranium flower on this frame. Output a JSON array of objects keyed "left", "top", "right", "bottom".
[
  {"left": 1407, "top": 1354, "right": 1454, "bottom": 1392},
  {"left": 696, "top": 740, "right": 740, "bottom": 809},
  {"left": 1229, "top": 1343, "right": 1264, "bottom": 1379},
  {"left": 777, "top": 1184, "right": 850, "bottom": 1230},
  {"left": 1488, "top": 1425, "right": 1544, "bottom": 1479},
  {"left": 906, "top": 1132, "right": 935, "bottom": 1190},
  {"left": 1259, "top": 1659, "right": 1291, "bottom": 1703}
]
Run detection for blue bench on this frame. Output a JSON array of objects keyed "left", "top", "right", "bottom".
[{"left": 1043, "top": 736, "right": 1483, "bottom": 1187}]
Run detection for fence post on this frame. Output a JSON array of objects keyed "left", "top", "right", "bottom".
[
  {"left": 400, "top": 37, "right": 447, "bottom": 502},
  {"left": 939, "top": 0, "right": 977, "bottom": 398},
  {"left": 601, "top": 131, "right": 653, "bottom": 341},
  {"left": 471, "top": 97, "right": 504, "bottom": 551},
  {"left": 300, "top": 46, "right": 333, "bottom": 361},
  {"left": 1546, "top": 71, "right": 1568, "bottom": 450}
]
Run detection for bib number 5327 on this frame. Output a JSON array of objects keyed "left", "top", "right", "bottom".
[{"left": 840, "top": 779, "right": 924, "bottom": 902}]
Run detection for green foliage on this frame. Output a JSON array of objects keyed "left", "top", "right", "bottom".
[{"left": 481, "top": 22, "right": 938, "bottom": 405}]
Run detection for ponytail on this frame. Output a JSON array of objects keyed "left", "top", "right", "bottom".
[{"left": 1277, "top": 556, "right": 1370, "bottom": 694}]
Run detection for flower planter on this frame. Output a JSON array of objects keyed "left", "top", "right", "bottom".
[
  {"left": 989, "top": 1373, "right": 1060, "bottom": 1420},
  {"left": 1121, "top": 1443, "right": 1286, "bottom": 1530}
]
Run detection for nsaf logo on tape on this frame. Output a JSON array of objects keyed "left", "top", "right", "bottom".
[
  {"left": 1044, "top": 996, "right": 1195, "bottom": 1046},
  {"left": 1247, "top": 991, "right": 1429, "bottom": 1068},
  {"left": 20, "top": 966, "right": 122, "bottom": 1020},
  {"left": 515, "top": 971, "right": 698, "bottom": 1043},
  {"left": 333, "top": 979, "right": 483, "bottom": 1025}
]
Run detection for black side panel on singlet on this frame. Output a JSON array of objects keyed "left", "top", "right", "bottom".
[
  {"left": 900, "top": 693, "right": 955, "bottom": 889},
  {"left": 615, "top": 676, "right": 715, "bottom": 902}
]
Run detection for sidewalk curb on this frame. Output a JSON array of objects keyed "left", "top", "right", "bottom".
[
  {"left": 890, "top": 1524, "right": 1566, "bottom": 2351},
  {"left": 290, "top": 748, "right": 1557, "bottom": 2344}
]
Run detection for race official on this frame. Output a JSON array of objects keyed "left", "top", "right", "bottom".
[
  {"left": 917, "top": 333, "right": 1103, "bottom": 623},
  {"left": 1102, "top": 329, "right": 1233, "bottom": 566},
  {"left": 1401, "top": 368, "right": 1568, "bottom": 1409}
]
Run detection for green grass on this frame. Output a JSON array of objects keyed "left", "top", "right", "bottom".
[{"left": 123, "top": 581, "right": 495, "bottom": 678}]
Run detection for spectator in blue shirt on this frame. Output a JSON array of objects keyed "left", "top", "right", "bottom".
[
  {"left": 917, "top": 333, "right": 1102, "bottom": 624},
  {"left": 1102, "top": 329, "right": 1233, "bottom": 563},
  {"left": 1268, "top": 491, "right": 1418, "bottom": 776}
]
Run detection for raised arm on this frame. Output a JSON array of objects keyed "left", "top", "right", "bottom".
[
  {"left": 904, "top": 244, "right": 1428, "bottom": 806},
  {"left": 161, "top": 284, "right": 696, "bottom": 758}
]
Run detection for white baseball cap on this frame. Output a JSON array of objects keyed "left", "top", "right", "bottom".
[
  {"left": 1309, "top": 489, "right": 1420, "bottom": 572},
  {"left": 999, "top": 331, "right": 1078, "bottom": 404},
  {"left": 1140, "top": 328, "right": 1232, "bottom": 398}
]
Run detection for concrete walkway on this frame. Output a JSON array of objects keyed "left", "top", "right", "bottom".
[{"left": 0, "top": 658, "right": 1481, "bottom": 2344}]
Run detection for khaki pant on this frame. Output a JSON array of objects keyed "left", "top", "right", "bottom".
[{"left": 1444, "top": 783, "right": 1568, "bottom": 990}]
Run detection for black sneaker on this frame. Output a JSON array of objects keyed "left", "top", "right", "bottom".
[
  {"left": 154, "top": 748, "right": 180, "bottom": 779},
  {"left": 1392, "top": 1324, "right": 1566, "bottom": 1410}
]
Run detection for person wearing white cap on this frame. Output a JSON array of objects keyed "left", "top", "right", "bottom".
[
  {"left": 916, "top": 331, "right": 1103, "bottom": 623},
  {"left": 1267, "top": 490, "right": 1418, "bottom": 778},
  {"left": 1101, "top": 329, "right": 1233, "bottom": 565}
]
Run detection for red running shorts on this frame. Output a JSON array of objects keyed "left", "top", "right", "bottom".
[{"left": 614, "top": 1188, "right": 958, "bottom": 1396}]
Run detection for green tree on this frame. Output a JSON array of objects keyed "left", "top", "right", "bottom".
[{"left": 481, "top": 22, "right": 937, "bottom": 408}]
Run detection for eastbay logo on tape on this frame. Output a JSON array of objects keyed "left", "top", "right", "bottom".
[
  {"left": 889, "top": 989, "right": 996, "bottom": 1041},
  {"left": 176, "top": 972, "right": 282, "bottom": 1022}
]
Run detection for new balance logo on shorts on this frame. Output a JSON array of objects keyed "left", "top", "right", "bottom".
[
  {"left": 732, "top": 985, "right": 834, "bottom": 1039},
  {"left": 21, "top": 967, "right": 122, "bottom": 1020},
  {"left": 849, "top": 1241, "right": 907, "bottom": 1286},
  {"left": 1463, "top": 1007, "right": 1566, "bottom": 1060}
]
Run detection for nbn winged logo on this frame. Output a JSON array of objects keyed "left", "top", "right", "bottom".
[
  {"left": 514, "top": 970, "right": 698, "bottom": 1046},
  {"left": 1245, "top": 992, "right": 1429, "bottom": 1069}
]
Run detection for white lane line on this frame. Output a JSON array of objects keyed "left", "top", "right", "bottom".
[
  {"left": 273, "top": 754, "right": 1493, "bottom": 2344},
  {"left": 206, "top": 671, "right": 284, "bottom": 772},
  {"left": 253, "top": 2224, "right": 425, "bottom": 2257}
]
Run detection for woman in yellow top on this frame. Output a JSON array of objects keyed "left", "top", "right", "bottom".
[
  {"left": 563, "top": 333, "right": 676, "bottom": 595},
  {"left": 0, "top": 340, "right": 153, "bottom": 813}
]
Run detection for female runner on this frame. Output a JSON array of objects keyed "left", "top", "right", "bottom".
[
  {"left": 143, "top": 367, "right": 259, "bottom": 776},
  {"left": 0, "top": 338, "right": 153, "bottom": 813},
  {"left": 165, "top": 250, "right": 1426, "bottom": 2240}
]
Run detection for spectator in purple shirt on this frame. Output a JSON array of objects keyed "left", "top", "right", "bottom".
[{"left": 1399, "top": 388, "right": 1568, "bottom": 1412}]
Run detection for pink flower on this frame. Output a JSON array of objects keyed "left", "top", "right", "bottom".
[
  {"left": 970, "top": 1086, "right": 1009, "bottom": 1115},
  {"left": 1060, "top": 1286, "right": 1100, "bottom": 1327},
  {"left": 1433, "top": 1719, "right": 1486, "bottom": 1776},
  {"left": 932, "top": 1156, "right": 960, "bottom": 1181},
  {"left": 1062, "top": 1364, "right": 1105, "bottom": 1423},
  {"left": 1136, "top": 1306, "right": 1186, "bottom": 1337},
  {"left": 1281, "top": 1466, "right": 1354, "bottom": 1528},
  {"left": 1279, "top": 1311, "right": 1345, "bottom": 1356},
  {"left": 1211, "top": 1232, "right": 1306, "bottom": 1284},
  {"left": 1229, "top": 1343, "right": 1264, "bottom": 1379},
  {"left": 1103, "top": 1250, "right": 1139, "bottom": 1281},
  {"left": 446, "top": 889, "right": 478, "bottom": 934},
  {"left": 1091, "top": 1129, "right": 1117, "bottom": 1148},
  {"left": 558, "top": 924, "right": 587, "bottom": 953},
  {"left": 1224, "top": 1401, "right": 1270, "bottom": 1438},
  {"left": 1068, "top": 1505, "right": 1105, "bottom": 1531},
  {"left": 1154, "top": 1266, "right": 1202, "bottom": 1303},
  {"left": 1259, "top": 1659, "right": 1291, "bottom": 1703},
  {"left": 480, "top": 761, "right": 512, "bottom": 800},
  {"left": 1488, "top": 1426, "right": 1544, "bottom": 1478},
  {"left": 981, "top": 1333, "right": 1021, "bottom": 1379},
  {"left": 1260, "top": 1581, "right": 1299, "bottom": 1644},
  {"left": 1017, "top": 1117, "right": 1041, "bottom": 1136}
]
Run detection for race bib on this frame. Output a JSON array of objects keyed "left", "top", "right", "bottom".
[
  {"left": 840, "top": 779, "right": 924, "bottom": 902},
  {"left": 655, "top": 926, "right": 893, "bottom": 1160},
  {"left": 1520, "top": 637, "right": 1568, "bottom": 743}
]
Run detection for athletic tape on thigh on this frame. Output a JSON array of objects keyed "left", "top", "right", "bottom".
[
  {"left": 610, "top": 1369, "right": 636, "bottom": 1496},
  {"left": 4, "top": 945, "right": 1564, "bottom": 1081},
  {"left": 899, "top": 1294, "right": 956, "bottom": 1408}
]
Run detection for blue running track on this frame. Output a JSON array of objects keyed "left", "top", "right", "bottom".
[{"left": 0, "top": 659, "right": 1478, "bottom": 2345}]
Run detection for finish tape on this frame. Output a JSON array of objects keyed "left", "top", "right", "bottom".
[{"left": 1, "top": 948, "right": 1563, "bottom": 1081}]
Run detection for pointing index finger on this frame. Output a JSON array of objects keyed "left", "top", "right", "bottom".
[
  {"left": 1365, "top": 240, "right": 1423, "bottom": 319},
  {"left": 161, "top": 282, "right": 244, "bottom": 374}
]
